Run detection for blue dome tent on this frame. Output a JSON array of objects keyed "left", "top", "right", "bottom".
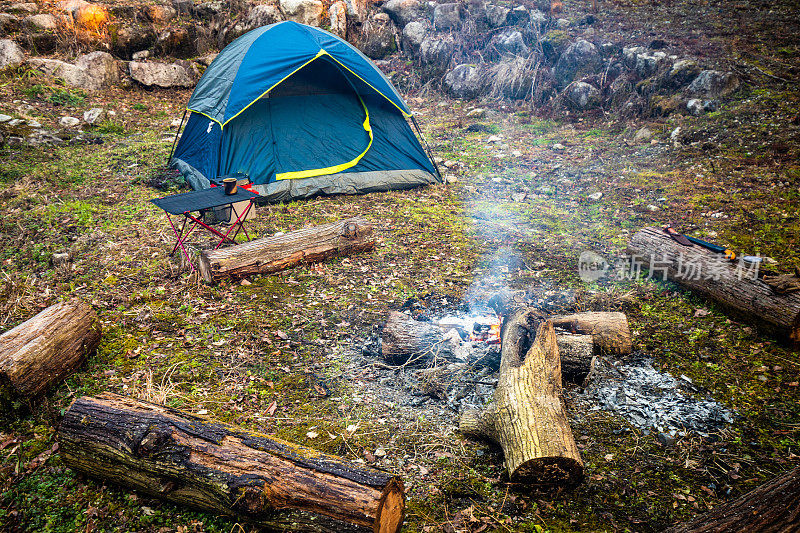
[{"left": 169, "top": 21, "right": 441, "bottom": 203}]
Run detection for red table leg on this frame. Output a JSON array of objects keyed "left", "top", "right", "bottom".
[{"left": 165, "top": 213, "right": 196, "bottom": 273}]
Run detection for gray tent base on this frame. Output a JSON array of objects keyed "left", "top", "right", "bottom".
[{"left": 171, "top": 158, "right": 438, "bottom": 204}]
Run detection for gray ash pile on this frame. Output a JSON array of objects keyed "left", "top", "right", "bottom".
[{"left": 583, "top": 358, "right": 735, "bottom": 439}]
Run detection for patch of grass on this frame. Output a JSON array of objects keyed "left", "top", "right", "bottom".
[
  {"left": 95, "top": 121, "right": 125, "bottom": 134},
  {"left": 22, "top": 84, "right": 86, "bottom": 107}
]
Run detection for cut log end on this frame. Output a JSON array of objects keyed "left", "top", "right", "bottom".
[
  {"left": 375, "top": 479, "right": 405, "bottom": 533},
  {"left": 512, "top": 457, "right": 584, "bottom": 486}
]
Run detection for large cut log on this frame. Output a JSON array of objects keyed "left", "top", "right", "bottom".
[
  {"left": 629, "top": 226, "right": 800, "bottom": 343},
  {"left": 459, "top": 309, "right": 584, "bottom": 484},
  {"left": 555, "top": 333, "right": 595, "bottom": 383},
  {"left": 381, "top": 311, "right": 453, "bottom": 365},
  {"left": 198, "top": 217, "right": 375, "bottom": 283},
  {"left": 550, "top": 312, "right": 632, "bottom": 356},
  {"left": 0, "top": 299, "right": 100, "bottom": 398},
  {"left": 58, "top": 393, "right": 405, "bottom": 533},
  {"left": 665, "top": 465, "right": 800, "bottom": 533}
]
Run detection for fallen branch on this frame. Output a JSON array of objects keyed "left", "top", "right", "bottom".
[
  {"left": 459, "top": 309, "right": 584, "bottom": 484},
  {"left": 198, "top": 217, "right": 375, "bottom": 283},
  {"left": 0, "top": 299, "right": 100, "bottom": 399},
  {"left": 58, "top": 393, "right": 405, "bottom": 533}
]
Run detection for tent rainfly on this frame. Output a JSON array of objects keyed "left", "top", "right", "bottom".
[{"left": 169, "top": 21, "right": 441, "bottom": 203}]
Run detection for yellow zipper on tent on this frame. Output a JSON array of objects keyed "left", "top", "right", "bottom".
[{"left": 274, "top": 93, "right": 373, "bottom": 181}]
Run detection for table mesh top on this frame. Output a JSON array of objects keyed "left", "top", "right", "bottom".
[{"left": 151, "top": 188, "right": 259, "bottom": 215}]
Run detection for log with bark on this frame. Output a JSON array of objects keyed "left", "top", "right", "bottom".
[
  {"left": 58, "top": 393, "right": 405, "bottom": 533},
  {"left": 459, "top": 309, "right": 584, "bottom": 484},
  {"left": 555, "top": 333, "right": 595, "bottom": 384},
  {"left": 0, "top": 299, "right": 100, "bottom": 399},
  {"left": 629, "top": 226, "right": 800, "bottom": 343},
  {"left": 381, "top": 311, "right": 454, "bottom": 365},
  {"left": 198, "top": 217, "right": 375, "bottom": 283},
  {"left": 550, "top": 312, "right": 633, "bottom": 356},
  {"left": 665, "top": 465, "right": 800, "bottom": 533}
]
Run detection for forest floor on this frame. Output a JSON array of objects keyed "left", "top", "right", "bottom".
[{"left": 1, "top": 0, "right": 799, "bottom": 531}]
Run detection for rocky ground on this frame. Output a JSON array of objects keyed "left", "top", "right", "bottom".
[{"left": 1, "top": 0, "right": 799, "bottom": 531}]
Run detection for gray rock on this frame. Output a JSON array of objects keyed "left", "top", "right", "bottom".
[
  {"left": 0, "top": 39, "right": 24, "bottom": 69},
  {"left": 83, "top": 107, "right": 105, "bottom": 124},
  {"left": 129, "top": 61, "right": 194, "bottom": 88},
  {"left": 443, "top": 63, "right": 485, "bottom": 99},
  {"left": 402, "top": 20, "right": 427, "bottom": 53},
  {"left": 382, "top": 0, "right": 424, "bottom": 26},
  {"left": 420, "top": 34, "right": 455, "bottom": 69},
  {"left": 9, "top": 3, "right": 38, "bottom": 14},
  {"left": 688, "top": 70, "right": 740, "bottom": 97},
  {"left": 358, "top": 18, "right": 396, "bottom": 59},
  {"left": 59, "top": 116, "right": 80, "bottom": 127},
  {"left": 142, "top": 4, "right": 178, "bottom": 24},
  {"left": 662, "top": 59, "right": 701, "bottom": 89},
  {"left": 556, "top": 17, "right": 569, "bottom": 29},
  {"left": 0, "top": 113, "right": 11, "bottom": 123},
  {"left": 622, "top": 46, "right": 646, "bottom": 68},
  {"left": 132, "top": 50, "right": 149, "bottom": 60},
  {"left": 196, "top": 52, "right": 217, "bottom": 66},
  {"left": 634, "top": 126, "right": 652, "bottom": 143},
  {"left": 111, "top": 24, "right": 157, "bottom": 59},
  {"left": 555, "top": 39, "right": 602, "bottom": 87},
  {"left": 634, "top": 51, "right": 667, "bottom": 79},
  {"left": 0, "top": 14, "right": 22, "bottom": 35},
  {"left": 23, "top": 13, "right": 58, "bottom": 31},
  {"left": 528, "top": 9, "right": 547, "bottom": 30},
  {"left": 686, "top": 98, "right": 716, "bottom": 115},
  {"left": 328, "top": 1, "right": 347, "bottom": 36},
  {"left": 52, "top": 252, "right": 70, "bottom": 266},
  {"left": 344, "top": 0, "right": 367, "bottom": 20},
  {"left": 76, "top": 51, "right": 120, "bottom": 90},
  {"left": 484, "top": 4, "right": 509, "bottom": 27},
  {"left": 506, "top": 5, "right": 528, "bottom": 25},
  {"left": 246, "top": 3, "right": 283, "bottom": 28},
  {"left": 492, "top": 30, "right": 528, "bottom": 57},
  {"left": 191, "top": 1, "right": 223, "bottom": 20},
  {"left": 588, "top": 191, "right": 603, "bottom": 200},
  {"left": 565, "top": 81, "right": 601, "bottom": 110},
  {"left": 433, "top": 2, "right": 461, "bottom": 30},
  {"left": 279, "top": 0, "right": 323, "bottom": 26}
]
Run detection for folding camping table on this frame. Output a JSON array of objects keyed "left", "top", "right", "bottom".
[{"left": 151, "top": 187, "right": 259, "bottom": 272}]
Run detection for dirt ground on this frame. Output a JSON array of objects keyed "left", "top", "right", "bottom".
[{"left": 1, "top": 0, "right": 799, "bottom": 531}]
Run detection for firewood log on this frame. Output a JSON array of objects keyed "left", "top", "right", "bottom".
[
  {"left": 198, "top": 217, "right": 375, "bottom": 283},
  {"left": 459, "top": 309, "right": 584, "bottom": 485},
  {"left": 555, "top": 333, "right": 595, "bottom": 384},
  {"left": 550, "top": 312, "right": 632, "bottom": 356},
  {"left": 629, "top": 226, "right": 800, "bottom": 343},
  {"left": 58, "top": 393, "right": 405, "bottom": 533},
  {"left": 0, "top": 299, "right": 100, "bottom": 398},
  {"left": 381, "top": 311, "right": 454, "bottom": 365},
  {"left": 665, "top": 465, "right": 800, "bottom": 533}
]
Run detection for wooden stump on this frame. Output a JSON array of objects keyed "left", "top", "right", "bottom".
[
  {"left": 629, "top": 226, "right": 800, "bottom": 343},
  {"left": 198, "top": 217, "right": 375, "bottom": 283},
  {"left": 381, "top": 311, "right": 453, "bottom": 365},
  {"left": 665, "top": 465, "right": 800, "bottom": 533},
  {"left": 459, "top": 309, "right": 584, "bottom": 484},
  {"left": 58, "top": 393, "right": 405, "bottom": 533},
  {"left": 0, "top": 299, "right": 100, "bottom": 398},
  {"left": 551, "top": 312, "right": 633, "bottom": 356}
]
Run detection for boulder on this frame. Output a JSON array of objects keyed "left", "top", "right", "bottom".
[
  {"left": 23, "top": 13, "right": 59, "bottom": 32},
  {"left": 382, "top": 0, "right": 425, "bottom": 27},
  {"left": 72, "top": 3, "right": 109, "bottom": 32},
  {"left": 9, "top": 3, "right": 38, "bottom": 14},
  {"left": 687, "top": 69, "right": 739, "bottom": 97},
  {"left": 506, "top": 5, "right": 529, "bottom": 25},
  {"left": 156, "top": 27, "right": 194, "bottom": 57},
  {"left": 433, "top": 2, "right": 461, "bottom": 30},
  {"left": 59, "top": 116, "right": 80, "bottom": 127},
  {"left": 554, "top": 39, "right": 602, "bottom": 87},
  {"left": 28, "top": 52, "right": 119, "bottom": 93},
  {"left": 358, "top": 18, "right": 396, "bottom": 59},
  {"left": 484, "top": 4, "right": 509, "bottom": 27},
  {"left": 420, "top": 34, "right": 455, "bottom": 69},
  {"left": 246, "top": 3, "right": 283, "bottom": 27},
  {"left": 661, "top": 59, "right": 701, "bottom": 89},
  {"left": 491, "top": 29, "right": 529, "bottom": 57},
  {"left": 0, "top": 39, "right": 24, "bottom": 69},
  {"left": 328, "top": 1, "right": 347, "bottom": 36},
  {"left": 443, "top": 63, "right": 485, "bottom": 99},
  {"left": 132, "top": 50, "right": 149, "bottom": 60},
  {"left": 632, "top": 50, "right": 668, "bottom": 79},
  {"left": 633, "top": 126, "right": 652, "bottom": 143},
  {"left": 541, "top": 29, "right": 569, "bottom": 62},
  {"left": 110, "top": 24, "right": 158, "bottom": 59},
  {"left": 0, "top": 14, "right": 22, "bottom": 35},
  {"left": 565, "top": 81, "right": 601, "bottom": 110},
  {"left": 279, "top": 0, "right": 323, "bottom": 26},
  {"left": 83, "top": 107, "right": 105, "bottom": 124},
  {"left": 343, "top": 0, "right": 367, "bottom": 20},
  {"left": 129, "top": 61, "right": 194, "bottom": 88},
  {"left": 402, "top": 20, "right": 427, "bottom": 53},
  {"left": 191, "top": 1, "right": 223, "bottom": 21},
  {"left": 143, "top": 4, "right": 178, "bottom": 24},
  {"left": 529, "top": 9, "right": 546, "bottom": 29},
  {"left": 487, "top": 56, "right": 534, "bottom": 99}
]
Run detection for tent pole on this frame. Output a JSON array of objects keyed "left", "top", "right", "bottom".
[
  {"left": 167, "top": 109, "right": 187, "bottom": 165},
  {"left": 411, "top": 115, "right": 442, "bottom": 183}
]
